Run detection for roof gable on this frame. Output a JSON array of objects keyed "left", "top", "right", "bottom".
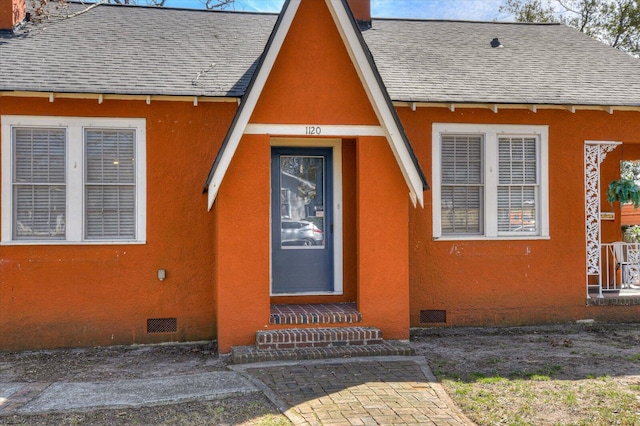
[
  {"left": 249, "top": 0, "right": 379, "bottom": 125},
  {"left": 204, "top": 0, "right": 427, "bottom": 209}
]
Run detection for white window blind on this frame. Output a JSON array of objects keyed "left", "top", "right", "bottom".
[
  {"left": 440, "top": 135, "right": 483, "bottom": 234},
  {"left": 85, "top": 129, "right": 136, "bottom": 239},
  {"left": 12, "top": 128, "right": 66, "bottom": 240},
  {"left": 497, "top": 137, "right": 538, "bottom": 233}
]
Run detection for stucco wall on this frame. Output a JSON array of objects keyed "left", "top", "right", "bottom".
[
  {"left": 213, "top": 0, "right": 412, "bottom": 352},
  {"left": 0, "top": 96, "right": 234, "bottom": 350},
  {"left": 400, "top": 106, "right": 640, "bottom": 327},
  {"left": 2, "top": 0, "right": 640, "bottom": 352}
]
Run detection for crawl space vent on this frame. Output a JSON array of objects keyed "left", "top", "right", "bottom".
[
  {"left": 420, "top": 310, "right": 446, "bottom": 324},
  {"left": 147, "top": 318, "right": 177, "bottom": 333}
]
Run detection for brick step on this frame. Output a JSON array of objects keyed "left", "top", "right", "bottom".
[
  {"left": 269, "top": 303, "right": 362, "bottom": 325},
  {"left": 230, "top": 340, "right": 415, "bottom": 364},
  {"left": 257, "top": 327, "right": 383, "bottom": 350}
]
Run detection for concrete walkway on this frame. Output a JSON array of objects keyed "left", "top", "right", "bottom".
[
  {"left": 0, "top": 372, "right": 256, "bottom": 415},
  {"left": 1, "top": 356, "right": 473, "bottom": 425}
]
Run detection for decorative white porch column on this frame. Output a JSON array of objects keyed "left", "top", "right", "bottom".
[{"left": 584, "top": 141, "right": 621, "bottom": 298}]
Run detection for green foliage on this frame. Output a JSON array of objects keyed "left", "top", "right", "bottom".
[
  {"left": 607, "top": 178, "right": 640, "bottom": 208},
  {"left": 621, "top": 160, "right": 640, "bottom": 181},
  {"left": 500, "top": 0, "right": 640, "bottom": 56},
  {"left": 500, "top": 0, "right": 557, "bottom": 22},
  {"left": 623, "top": 225, "right": 640, "bottom": 242}
]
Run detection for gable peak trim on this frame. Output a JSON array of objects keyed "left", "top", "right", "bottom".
[{"left": 204, "top": 0, "right": 427, "bottom": 209}]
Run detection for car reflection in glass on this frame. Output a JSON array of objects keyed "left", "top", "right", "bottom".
[{"left": 281, "top": 220, "right": 324, "bottom": 246}]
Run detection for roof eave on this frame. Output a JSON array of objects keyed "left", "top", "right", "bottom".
[
  {"left": 203, "top": 0, "right": 298, "bottom": 210},
  {"left": 330, "top": 0, "right": 428, "bottom": 201}
]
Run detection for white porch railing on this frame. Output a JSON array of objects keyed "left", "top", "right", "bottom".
[{"left": 594, "top": 242, "right": 640, "bottom": 297}]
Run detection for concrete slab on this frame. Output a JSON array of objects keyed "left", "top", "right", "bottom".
[{"left": 17, "top": 372, "right": 257, "bottom": 414}]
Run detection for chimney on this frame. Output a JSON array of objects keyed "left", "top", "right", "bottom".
[
  {"left": 0, "top": 0, "right": 27, "bottom": 32},
  {"left": 347, "top": 0, "right": 371, "bottom": 30}
]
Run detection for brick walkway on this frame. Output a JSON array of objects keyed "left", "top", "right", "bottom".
[{"left": 234, "top": 356, "right": 473, "bottom": 426}]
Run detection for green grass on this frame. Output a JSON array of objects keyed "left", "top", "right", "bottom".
[
  {"left": 432, "top": 358, "right": 638, "bottom": 426},
  {"left": 440, "top": 377, "right": 640, "bottom": 426},
  {"left": 253, "top": 414, "right": 292, "bottom": 426},
  {"left": 628, "top": 353, "right": 640, "bottom": 362}
]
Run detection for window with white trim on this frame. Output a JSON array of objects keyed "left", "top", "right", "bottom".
[
  {"left": 432, "top": 123, "right": 549, "bottom": 240},
  {"left": 1, "top": 116, "right": 146, "bottom": 244}
]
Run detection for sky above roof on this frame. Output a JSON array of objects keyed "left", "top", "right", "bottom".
[{"left": 165, "top": 0, "right": 515, "bottom": 21}]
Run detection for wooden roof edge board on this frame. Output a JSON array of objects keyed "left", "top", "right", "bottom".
[
  {"left": 0, "top": 91, "right": 239, "bottom": 103},
  {"left": 3, "top": 94, "right": 637, "bottom": 112},
  {"left": 393, "top": 101, "right": 640, "bottom": 112},
  {"left": 328, "top": 0, "right": 427, "bottom": 205},
  {"left": 204, "top": 0, "right": 300, "bottom": 209}
]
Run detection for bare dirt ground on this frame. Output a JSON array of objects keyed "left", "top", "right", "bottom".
[
  {"left": 0, "top": 342, "right": 289, "bottom": 425},
  {"left": 412, "top": 322, "right": 640, "bottom": 383},
  {"left": 0, "top": 322, "right": 639, "bottom": 425},
  {"left": 412, "top": 322, "right": 640, "bottom": 425},
  {"left": 0, "top": 341, "right": 225, "bottom": 383},
  {"left": 0, "top": 395, "right": 287, "bottom": 426}
]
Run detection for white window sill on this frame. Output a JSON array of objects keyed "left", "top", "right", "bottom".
[
  {"left": 433, "top": 236, "right": 551, "bottom": 241},
  {"left": 1, "top": 240, "right": 147, "bottom": 246}
]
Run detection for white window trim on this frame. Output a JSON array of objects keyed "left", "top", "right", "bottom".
[
  {"left": 1, "top": 115, "right": 146, "bottom": 245},
  {"left": 432, "top": 123, "right": 549, "bottom": 240}
]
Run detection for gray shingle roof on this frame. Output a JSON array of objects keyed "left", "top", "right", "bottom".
[
  {"left": 1, "top": 2, "right": 639, "bottom": 105},
  {"left": 363, "top": 19, "right": 640, "bottom": 106},
  {"left": 0, "top": 3, "right": 275, "bottom": 97}
]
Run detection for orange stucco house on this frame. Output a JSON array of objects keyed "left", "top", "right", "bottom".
[{"left": 1, "top": 0, "right": 640, "bottom": 354}]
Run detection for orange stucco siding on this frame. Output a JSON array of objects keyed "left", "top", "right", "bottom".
[
  {"left": 214, "top": 134, "right": 272, "bottom": 351},
  {"left": 214, "top": 132, "right": 411, "bottom": 352},
  {"left": 2, "top": 0, "right": 640, "bottom": 354},
  {"left": 0, "top": 96, "right": 235, "bottom": 350},
  {"left": 250, "top": 0, "right": 378, "bottom": 126},
  {"left": 400, "top": 106, "right": 640, "bottom": 327},
  {"left": 213, "top": 0, "right": 412, "bottom": 351},
  {"left": 356, "top": 136, "right": 410, "bottom": 339}
]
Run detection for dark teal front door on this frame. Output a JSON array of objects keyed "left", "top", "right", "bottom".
[{"left": 271, "top": 147, "right": 333, "bottom": 294}]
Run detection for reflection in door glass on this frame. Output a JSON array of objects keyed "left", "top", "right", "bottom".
[{"left": 280, "top": 155, "right": 324, "bottom": 249}]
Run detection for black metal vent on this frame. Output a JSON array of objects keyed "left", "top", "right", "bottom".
[
  {"left": 147, "top": 318, "right": 177, "bottom": 333},
  {"left": 420, "top": 310, "right": 446, "bottom": 324}
]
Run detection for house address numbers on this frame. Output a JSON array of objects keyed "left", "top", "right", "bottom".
[
  {"left": 600, "top": 212, "right": 615, "bottom": 221},
  {"left": 305, "top": 126, "right": 322, "bottom": 135}
]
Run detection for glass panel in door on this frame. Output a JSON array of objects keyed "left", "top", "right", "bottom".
[{"left": 279, "top": 155, "right": 325, "bottom": 248}]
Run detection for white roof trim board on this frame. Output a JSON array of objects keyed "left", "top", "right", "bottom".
[
  {"left": 205, "top": 0, "right": 426, "bottom": 209},
  {"left": 325, "top": 0, "right": 424, "bottom": 207},
  {"left": 206, "top": 0, "right": 301, "bottom": 210}
]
